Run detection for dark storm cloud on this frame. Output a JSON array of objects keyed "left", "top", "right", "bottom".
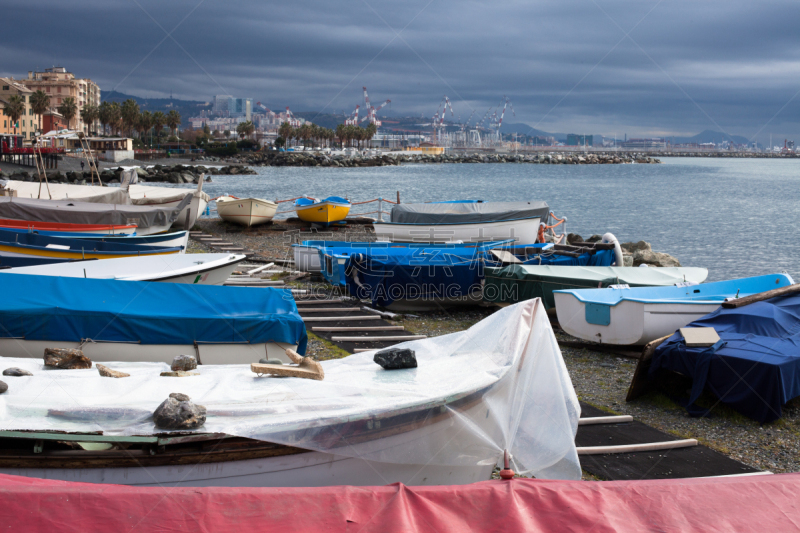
[{"left": 4, "top": 0, "right": 800, "bottom": 141}]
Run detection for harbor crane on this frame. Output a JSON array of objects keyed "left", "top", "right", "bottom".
[
  {"left": 344, "top": 105, "right": 360, "bottom": 126},
  {"left": 255, "top": 102, "right": 273, "bottom": 115},
  {"left": 360, "top": 86, "right": 391, "bottom": 127},
  {"left": 284, "top": 107, "right": 301, "bottom": 127},
  {"left": 490, "top": 96, "right": 515, "bottom": 141},
  {"left": 432, "top": 96, "right": 454, "bottom": 143}
]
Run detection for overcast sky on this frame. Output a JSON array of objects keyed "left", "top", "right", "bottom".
[{"left": 4, "top": 0, "right": 800, "bottom": 140}]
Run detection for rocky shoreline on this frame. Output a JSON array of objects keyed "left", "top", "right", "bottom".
[
  {"left": 213, "top": 150, "right": 661, "bottom": 168},
  {"left": 0, "top": 163, "right": 255, "bottom": 185}
]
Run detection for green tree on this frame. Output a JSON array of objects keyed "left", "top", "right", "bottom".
[
  {"left": 120, "top": 99, "right": 140, "bottom": 137},
  {"left": 278, "top": 122, "right": 294, "bottom": 149},
  {"left": 81, "top": 104, "right": 99, "bottom": 135},
  {"left": 335, "top": 124, "right": 345, "bottom": 148},
  {"left": 4, "top": 95, "right": 25, "bottom": 135},
  {"left": 166, "top": 110, "right": 181, "bottom": 137},
  {"left": 57, "top": 97, "right": 78, "bottom": 130},
  {"left": 152, "top": 111, "right": 166, "bottom": 140},
  {"left": 138, "top": 111, "right": 153, "bottom": 146},
  {"left": 236, "top": 120, "right": 255, "bottom": 140},
  {"left": 29, "top": 90, "right": 50, "bottom": 133},
  {"left": 98, "top": 102, "right": 112, "bottom": 135},
  {"left": 108, "top": 102, "right": 122, "bottom": 135}
]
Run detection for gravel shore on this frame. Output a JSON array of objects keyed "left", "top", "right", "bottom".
[{"left": 192, "top": 217, "right": 799, "bottom": 476}]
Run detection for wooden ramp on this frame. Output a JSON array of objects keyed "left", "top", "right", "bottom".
[
  {"left": 577, "top": 403, "right": 764, "bottom": 480},
  {"left": 294, "top": 297, "right": 426, "bottom": 354}
]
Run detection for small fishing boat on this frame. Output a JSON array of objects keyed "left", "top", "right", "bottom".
[
  {"left": 294, "top": 196, "right": 351, "bottom": 225},
  {"left": 0, "top": 195, "right": 190, "bottom": 235},
  {"left": 0, "top": 228, "right": 182, "bottom": 267},
  {"left": 484, "top": 264, "right": 710, "bottom": 310},
  {"left": 6, "top": 253, "right": 245, "bottom": 285},
  {"left": 0, "top": 299, "right": 580, "bottom": 486},
  {"left": 0, "top": 272, "right": 307, "bottom": 364},
  {"left": 0, "top": 218, "right": 137, "bottom": 235},
  {"left": 372, "top": 200, "right": 550, "bottom": 243},
  {"left": 216, "top": 195, "right": 277, "bottom": 227},
  {"left": 0, "top": 228, "right": 189, "bottom": 250},
  {"left": 554, "top": 273, "right": 794, "bottom": 345}
]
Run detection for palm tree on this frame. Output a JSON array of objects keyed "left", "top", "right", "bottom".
[
  {"left": 81, "top": 104, "right": 99, "bottom": 135},
  {"left": 138, "top": 111, "right": 152, "bottom": 145},
  {"left": 278, "top": 122, "right": 294, "bottom": 149},
  {"left": 57, "top": 97, "right": 78, "bottom": 130},
  {"left": 335, "top": 124, "right": 345, "bottom": 148},
  {"left": 120, "top": 99, "right": 140, "bottom": 137},
  {"left": 98, "top": 102, "right": 112, "bottom": 135},
  {"left": 366, "top": 123, "right": 377, "bottom": 148},
  {"left": 29, "top": 90, "right": 50, "bottom": 133},
  {"left": 108, "top": 102, "right": 122, "bottom": 135},
  {"left": 4, "top": 95, "right": 25, "bottom": 135},
  {"left": 236, "top": 120, "right": 255, "bottom": 140},
  {"left": 166, "top": 110, "right": 181, "bottom": 137},
  {"left": 152, "top": 111, "right": 166, "bottom": 140}
]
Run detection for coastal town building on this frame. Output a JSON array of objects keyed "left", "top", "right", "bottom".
[
  {"left": 0, "top": 78, "right": 35, "bottom": 139},
  {"left": 212, "top": 95, "right": 252, "bottom": 120},
  {"left": 566, "top": 134, "right": 593, "bottom": 147},
  {"left": 19, "top": 67, "right": 101, "bottom": 134}
]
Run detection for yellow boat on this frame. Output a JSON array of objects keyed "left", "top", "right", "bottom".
[{"left": 294, "top": 196, "right": 351, "bottom": 225}]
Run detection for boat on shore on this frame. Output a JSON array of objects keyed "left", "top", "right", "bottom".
[
  {"left": 0, "top": 299, "right": 580, "bottom": 486},
  {"left": 0, "top": 218, "right": 137, "bottom": 235},
  {"left": 372, "top": 200, "right": 550, "bottom": 243},
  {"left": 6, "top": 253, "right": 245, "bottom": 285},
  {"left": 554, "top": 273, "right": 794, "bottom": 345},
  {"left": 0, "top": 228, "right": 189, "bottom": 249},
  {"left": 294, "top": 196, "right": 351, "bottom": 225},
  {"left": 0, "top": 228, "right": 183, "bottom": 267},
  {"left": 484, "top": 265, "right": 710, "bottom": 310},
  {"left": 216, "top": 196, "right": 277, "bottom": 227},
  {"left": 0, "top": 272, "right": 307, "bottom": 364},
  {"left": 0, "top": 195, "right": 190, "bottom": 235}
]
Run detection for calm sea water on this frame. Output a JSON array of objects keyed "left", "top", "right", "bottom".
[{"left": 184, "top": 157, "right": 799, "bottom": 282}]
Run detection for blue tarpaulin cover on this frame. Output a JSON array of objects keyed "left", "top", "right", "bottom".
[
  {"left": 0, "top": 273, "right": 307, "bottom": 353},
  {"left": 650, "top": 292, "right": 800, "bottom": 423}
]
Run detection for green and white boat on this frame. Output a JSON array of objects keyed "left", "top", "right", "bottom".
[{"left": 483, "top": 265, "right": 709, "bottom": 309}]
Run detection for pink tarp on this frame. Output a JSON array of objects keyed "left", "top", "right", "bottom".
[{"left": 1, "top": 473, "right": 799, "bottom": 532}]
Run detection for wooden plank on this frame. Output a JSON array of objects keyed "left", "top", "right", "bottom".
[
  {"left": 247, "top": 262, "right": 274, "bottom": 275},
  {"left": 577, "top": 439, "right": 698, "bottom": 455},
  {"left": 721, "top": 283, "right": 800, "bottom": 309},
  {"left": 294, "top": 298, "right": 348, "bottom": 305},
  {"left": 578, "top": 415, "right": 633, "bottom": 426},
  {"left": 354, "top": 348, "right": 373, "bottom": 353},
  {"left": 312, "top": 326, "right": 405, "bottom": 332},
  {"left": 296, "top": 307, "right": 361, "bottom": 312},
  {"left": 626, "top": 335, "right": 672, "bottom": 402},
  {"left": 302, "top": 316, "right": 381, "bottom": 322},
  {"left": 331, "top": 335, "right": 427, "bottom": 342}
]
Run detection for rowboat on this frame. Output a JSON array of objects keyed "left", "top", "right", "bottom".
[
  {"left": 372, "top": 201, "right": 550, "bottom": 243},
  {"left": 0, "top": 228, "right": 189, "bottom": 250},
  {"left": 0, "top": 299, "right": 580, "bottom": 486},
  {"left": 294, "top": 196, "right": 351, "bottom": 225},
  {"left": 554, "top": 273, "right": 795, "bottom": 345},
  {"left": 217, "top": 195, "right": 277, "bottom": 227},
  {"left": 0, "top": 228, "right": 182, "bottom": 267},
  {"left": 0, "top": 272, "right": 307, "bottom": 364},
  {"left": 484, "top": 265, "right": 710, "bottom": 310},
  {"left": 0, "top": 196, "right": 190, "bottom": 235},
  {"left": 6, "top": 253, "right": 245, "bottom": 285},
  {"left": 0, "top": 218, "right": 137, "bottom": 235},
  {"left": 2, "top": 175, "right": 210, "bottom": 230}
]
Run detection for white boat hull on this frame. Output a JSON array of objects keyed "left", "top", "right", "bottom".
[
  {"left": 166, "top": 194, "right": 208, "bottom": 230},
  {"left": 7, "top": 253, "right": 245, "bottom": 285},
  {"left": 554, "top": 292, "right": 721, "bottom": 345},
  {"left": 373, "top": 217, "right": 540, "bottom": 243},
  {"left": 0, "top": 339, "right": 294, "bottom": 365},
  {"left": 293, "top": 245, "right": 323, "bottom": 272},
  {"left": 217, "top": 197, "right": 277, "bottom": 227}
]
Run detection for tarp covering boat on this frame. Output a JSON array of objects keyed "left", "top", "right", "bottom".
[
  {"left": 2, "top": 180, "right": 211, "bottom": 208},
  {"left": 1, "top": 473, "right": 799, "bottom": 532},
  {"left": 651, "top": 290, "right": 800, "bottom": 423},
  {"left": 0, "top": 272, "right": 307, "bottom": 350},
  {"left": 390, "top": 200, "right": 550, "bottom": 224},
  {"left": 0, "top": 196, "right": 190, "bottom": 231},
  {"left": 0, "top": 299, "right": 580, "bottom": 479},
  {"left": 484, "top": 265, "right": 710, "bottom": 308}
]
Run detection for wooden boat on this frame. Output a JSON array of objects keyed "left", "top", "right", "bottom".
[
  {"left": 7, "top": 253, "right": 245, "bottom": 285},
  {"left": 0, "top": 299, "right": 581, "bottom": 486},
  {"left": 294, "top": 196, "right": 350, "bottom": 225},
  {"left": 0, "top": 218, "right": 137, "bottom": 235},
  {"left": 2, "top": 176, "right": 209, "bottom": 230},
  {"left": 216, "top": 196, "right": 277, "bottom": 227},
  {"left": 0, "top": 228, "right": 182, "bottom": 267},
  {"left": 484, "top": 265, "right": 710, "bottom": 310},
  {"left": 1, "top": 228, "right": 189, "bottom": 250},
  {"left": 554, "top": 273, "right": 795, "bottom": 345},
  {"left": 373, "top": 201, "right": 550, "bottom": 243},
  {"left": 0, "top": 272, "right": 306, "bottom": 364},
  {"left": 0, "top": 196, "right": 189, "bottom": 235}
]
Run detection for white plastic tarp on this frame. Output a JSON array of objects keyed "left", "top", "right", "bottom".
[{"left": 0, "top": 299, "right": 581, "bottom": 480}]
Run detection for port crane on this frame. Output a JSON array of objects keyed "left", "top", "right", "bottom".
[
  {"left": 344, "top": 105, "right": 360, "bottom": 126},
  {"left": 359, "top": 87, "right": 391, "bottom": 127}
]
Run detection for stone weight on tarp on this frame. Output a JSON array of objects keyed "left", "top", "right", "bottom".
[
  {"left": 171, "top": 355, "right": 197, "bottom": 372},
  {"left": 44, "top": 348, "right": 92, "bottom": 369},
  {"left": 153, "top": 393, "right": 206, "bottom": 430},
  {"left": 3, "top": 367, "right": 32, "bottom": 377},
  {"left": 0, "top": 381, "right": 7, "bottom": 394},
  {"left": 374, "top": 348, "right": 417, "bottom": 370}
]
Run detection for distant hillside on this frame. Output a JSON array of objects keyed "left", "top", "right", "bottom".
[
  {"left": 672, "top": 129, "right": 751, "bottom": 145},
  {"left": 101, "top": 91, "right": 212, "bottom": 127},
  {"left": 292, "top": 112, "right": 346, "bottom": 130}
]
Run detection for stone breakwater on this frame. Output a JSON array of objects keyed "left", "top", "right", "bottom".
[
  {"left": 0, "top": 163, "right": 255, "bottom": 185},
  {"left": 216, "top": 151, "right": 661, "bottom": 168}
]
